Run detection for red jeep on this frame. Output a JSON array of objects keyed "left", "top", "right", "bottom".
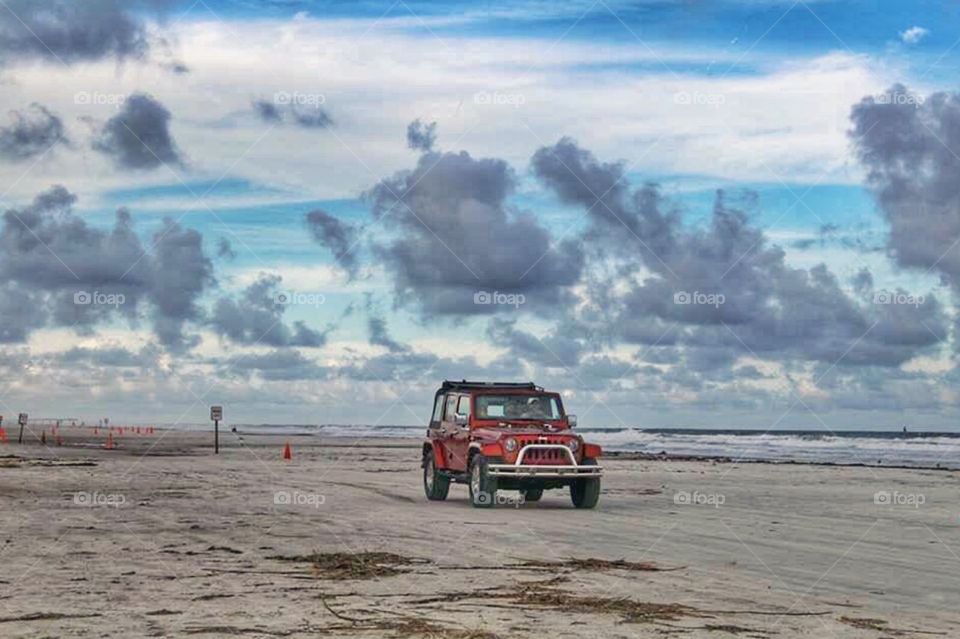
[{"left": 422, "top": 380, "right": 603, "bottom": 508}]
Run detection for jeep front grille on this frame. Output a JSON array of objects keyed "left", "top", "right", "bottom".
[{"left": 522, "top": 446, "right": 568, "bottom": 465}]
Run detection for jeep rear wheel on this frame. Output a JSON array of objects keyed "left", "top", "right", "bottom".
[
  {"left": 423, "top": 453, "right": 450, "bottom": 501},
  {"left": 468, "top": 455, "right": 497, "bottom": 508},
  {"left": 570, "top": 459, "right": 600, "bottom": 509}
]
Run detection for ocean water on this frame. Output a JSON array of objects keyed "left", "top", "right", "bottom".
[{"left": 156, "top": 423, "right": 960, "bottom": 470}]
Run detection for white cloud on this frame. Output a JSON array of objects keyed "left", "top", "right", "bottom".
[
  {"left": 0, "top": 18, "right": 909, "bottom": 205},
  {"left": 900, "top": 26, "right": 929, "bottom": 44}
]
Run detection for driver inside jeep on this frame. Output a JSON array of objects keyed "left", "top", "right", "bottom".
[{"left": 505, "top": 397, "right": 551, "bottom": 419}]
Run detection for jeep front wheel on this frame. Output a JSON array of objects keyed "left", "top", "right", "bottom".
[
  {"left": 468, "top": 455, "right": 497, "bottom": 508},
  {"left": 423, "top": 453, "right": 450, "bottom": 501},
  {"left": 570, "top": 459, "right": 600, "bottom": 509},
  {"left": 523, "top": 487, "right": 544, "bottom": 502}
]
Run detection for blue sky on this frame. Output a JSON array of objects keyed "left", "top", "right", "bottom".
[{"left": 0, "top": 0, "right": 956, "bottom": 428}]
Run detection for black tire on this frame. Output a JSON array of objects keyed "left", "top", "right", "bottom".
[
  {"left": 423, "top": 452, "right": 450, "bottom": 501},
  {"left": 468, "top": 455, "right": 497, "bottom": 508},
  {"left": 570, "top": 459, "right": 600, "bottom": 509},
  {"left": 523, "top": 487, "right": 544, "bottom": 502}
]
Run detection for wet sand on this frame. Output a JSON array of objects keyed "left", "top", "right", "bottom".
[{"left": 0, "top": 426, "right": 958, "bottom": 638}]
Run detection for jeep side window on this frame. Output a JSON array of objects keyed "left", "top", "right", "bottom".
[
  {"left": 444, "top": 394, "right": 458, "bottom": 421},
  {"left": 456, "top": 395, "right": 471, "bottom": 418},
  {"left": 431, "top": 395, "right": 444, "bottom": 425}
]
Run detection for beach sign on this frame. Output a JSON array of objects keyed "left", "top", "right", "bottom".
[
  {"left": 18, "top": 413, "right": 27, "bottom": 425},
  {"left": 210, "top": 405, "right": 222, "bottom": 454}
]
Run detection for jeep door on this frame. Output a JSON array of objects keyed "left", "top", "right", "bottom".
[{"left": 441, "top": 393, "right": 471, "bottom": 472}]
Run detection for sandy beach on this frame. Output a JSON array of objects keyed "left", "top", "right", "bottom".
[{"left": 0, "top": 426, "right": 958, "bottom": 638}]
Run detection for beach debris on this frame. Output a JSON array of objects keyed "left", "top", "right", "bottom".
[
  {"left": 510, "top": 558, "right": 668, "bottom": 572},
  {"left": 499, "top": 579, "right": 702, "bottom": 624},
  {"left": 321, "top": 596, "right": 500, "bottom": 639},
  {"left": 269, "top": 551, "right": 429, "bottom": 580},
  {"left": 837, "top": 615, "right": 945, "bottom": 636},
  {"left": 0, "top": 611, "right": 103, "bottom": 623},
  {"left": 283, "top": 441, "right": 292, "bottom": 460}
]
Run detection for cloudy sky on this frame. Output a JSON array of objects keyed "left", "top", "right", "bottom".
[{"left": 0, "top": 0, "right": 958, "bottom": 429}]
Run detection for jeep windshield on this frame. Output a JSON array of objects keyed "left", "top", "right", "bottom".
[{"left": 475, "top": 394, "right": 563, "bottom": 421}]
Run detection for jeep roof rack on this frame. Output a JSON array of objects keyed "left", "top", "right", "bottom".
[{"left": 440, "top": 380, "right": 543, "bottom": 392}]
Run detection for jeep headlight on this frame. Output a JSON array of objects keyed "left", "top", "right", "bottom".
[
  {"left": 504, "top": 437, "right": 519, "bottom": 452},
  {"left": 567, "top": 439, "right": 580, "bottom": 452}
]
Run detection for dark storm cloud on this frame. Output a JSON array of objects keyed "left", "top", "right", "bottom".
[
  {"left": 0, "top": 185, "right": 213, "bottom": 348},
  {"left": 487, "top": 317, "right": 585, "bottom": 369},
  {"left": 532, "top": 138, "right": 948, "bottom": 369},
  {"left": 850, "top": 85, "right": 960, "bottom": 290},
  {"left": 217, "top": 237, "right": 236, "bottom": 260},
  {"left": 57, "top": 345, "right": 155, "bottom": 368},
  {"left": 290, "top": 107, "right": 333, "bottom": 129},
  {"left": 93, "top": 93, "right": 181, "bottom": 170},
  {"left": 0, "top": 104, "right": 67, "bottom": 161},
  {"left": 0, "top": 1, "right": 163, "bottom": 64},
  {"left": 252, "top": 100, "right": 333, "bottom": 128},
  {"left": 223, "top": 349, "right": 328, "bottom": 381},
  {"left": 252, "top": 99, "right": 282, "bottom": 122},
  {"left": 336, "top": 349, "right": 520, "bottom": 384},
  {"left": 368, "top": 316, "right": 408, "bottom": 353},
  {"left": 210, "top": 274, "right": 327, "bottom": 348},
  {"left": 366, "top": 144, "right": 583, "bottom": 317},
  {"left": 151, "top": 220, "right": 214, "bottom": 350},
  {"left": 406, "top": 119, "right": 437, "bottom": 152},
  {"left": 305, "top": 209, "right": 358, "bottom": 275}
]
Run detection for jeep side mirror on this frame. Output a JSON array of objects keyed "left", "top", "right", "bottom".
[
  {"left": 455, "top": 414, "right": 468, "bottom": 426},
  {"left": 567, "top": 414, "right": 577, "bottom": 428}
]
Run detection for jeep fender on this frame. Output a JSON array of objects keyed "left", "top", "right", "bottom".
[
  {"left": 583, "top": 443, "right": 603, "bottom": 459},
  {"left": 423, "top": 442, "right": 447, "bottom": 469},
  {"left": 469, "top": 441, "right": 503, "bottom": 459}
]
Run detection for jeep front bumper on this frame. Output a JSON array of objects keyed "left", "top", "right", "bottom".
[{"left": 487, "top": 444, "right": 603, "bottom": 478}]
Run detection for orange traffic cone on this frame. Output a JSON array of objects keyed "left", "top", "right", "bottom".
[
  {"left": 282, "top": 442, "right": 292, "bottom": 460},
  {"left": 104, "top": 433, "right": 115, "bottom": 450},
  {"left": 0, "top": 427, "right": 6, "bottom": 443},
  {"left": 94, "top": 427, "right": 99, "bottom": 435}
]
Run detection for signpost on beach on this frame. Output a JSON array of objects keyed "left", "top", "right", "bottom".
[
  {"left": 211, "top": 406, "right": 222, "bottom": 454},
  {"left": 17, "top": 413, "right": 27, "bottom": 444}
]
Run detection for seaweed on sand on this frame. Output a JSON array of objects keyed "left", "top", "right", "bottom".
[
  {"left": 268, "top": 552, "right": 429, "bottom": 580},
  {"left": 511, "top": 557, "right": 668, "bottom": 572},
  {"left": 321, "top": 596, "right": 498, "bottom": 639}
]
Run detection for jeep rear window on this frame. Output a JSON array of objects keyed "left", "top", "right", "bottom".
[{"left": 475, "top": 395, "right": 562, "bottom": 420}]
